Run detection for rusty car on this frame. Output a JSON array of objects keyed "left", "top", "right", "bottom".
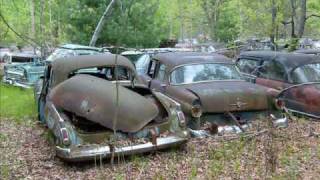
[
  {"left": 138, "top": 52, "right": 287, "bottom": 136},
  {"left": 2, "top": 52, "right": 44, "bottom": 88},
  {"left": 237, "top": 51, "right": 320, "bottom": 119},
  {"left": 34, "top": 54, "right": 188, "bottom": 162}
]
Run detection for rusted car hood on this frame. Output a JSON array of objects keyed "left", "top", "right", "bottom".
[
  {"left": 49, "top": 74, "right": 159, "bottom": 132},
  {"left": 278, "top": 82, "right": 320, "bottom": 118},
  {"left": 176, "top": 81, "right": 269, "bottom": 113}
]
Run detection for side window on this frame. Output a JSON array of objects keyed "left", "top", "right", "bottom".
[
  {"left": 237, "top": 58, "right": 259, "bottom": 75},
  {"left": 259, "top": 60, "right": 286, "bottom": 81},
  {"left": 155, "top": 63, "right": 166, "bottom": 81}
]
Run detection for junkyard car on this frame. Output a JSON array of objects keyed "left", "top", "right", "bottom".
[
  {"left": 237, "top": 51, "right": 320, "bottom": 118},
  {"left": 139, "top": 52, "right": 286, "bottom": 135},
  {"left": 2, "top": 52, "right": 44, "bottom": 88},
  {"left": 34, "top": 54, "right": 188, "bottom": 162}
]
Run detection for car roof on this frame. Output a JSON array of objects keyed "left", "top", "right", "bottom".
[
  {"left": 58, "top": 44, "right": 102, "bottom": 51},
  {"left": 51, "top": 54, "right": 136, "bottom": 87},
  {"left": 153, "top": 52, "right": 233, "bottom": 71},
  {"left": 239, "top": 51, "right": 320, "bottom": 73}
]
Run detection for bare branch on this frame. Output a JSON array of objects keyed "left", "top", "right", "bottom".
[{"left": 306, "top": 14, "right": 320, "bottom": 20}]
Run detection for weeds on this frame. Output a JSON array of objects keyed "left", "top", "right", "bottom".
[{"left": 0, "top": 83, "right": 36, "bottom": 121}]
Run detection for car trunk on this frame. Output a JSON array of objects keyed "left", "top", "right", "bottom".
[
  {"left": 177, "top": 81, "right": 269, "bottom": 113},
  {"left": 50, "top": 74, "right": 169, "bottom": 134}
]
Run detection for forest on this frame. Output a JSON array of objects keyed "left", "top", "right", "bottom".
[
  {"left": 1, "top": 0, "right": 320, "bottom": 49},
  {"left": 2, "top": 1, "right": 320, "bottom": 179}
]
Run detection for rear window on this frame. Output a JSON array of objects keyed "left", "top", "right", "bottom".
[{"left": 69, "top": 66, "right": 133, "bottom": 81}]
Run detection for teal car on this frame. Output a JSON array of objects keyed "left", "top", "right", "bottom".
[{"left": 3, "top": 53, "right": 45, "bottom": 88}]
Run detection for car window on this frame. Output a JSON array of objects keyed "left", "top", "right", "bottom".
[
  {"left": 155, "top": 63, "right": 166, "bottom": 81},
  {"left": 135, "top": 54, "right": 151, "bottom": 74},
  {"left": 237, "top": 58, "right": 260, "bottom": 75},
  {"left": 171, "top": 63, "right": 242, "bottom": 85},
  {"left": 259, "top": 60, "right": 286, "bottom": 81},
  {"left": 291, "top": 63, "right": 320, "bottom": 83},
  {"left": 70, "top": 66, "right": 132, "bottom": 81}
]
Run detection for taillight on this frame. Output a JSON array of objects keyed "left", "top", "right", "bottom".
[
  {"left": 177, "top": 111, "right": 186, "bottom": 127},
  {"left": 60, "top": 128, "right": 70, "bottom": 145},
  {"left": 275, "top": 99, "right": 285, "bottom": 110},
  {"left": 191, "top": 105, "right": 202, "bottom": 118}
]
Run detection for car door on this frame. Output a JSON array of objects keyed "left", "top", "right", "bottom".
[{"left": 150, "top": 62, "right": 167, "bottom": 93}]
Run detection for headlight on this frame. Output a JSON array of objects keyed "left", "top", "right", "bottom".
[
  {"left": 275, "top": 99, "right": 285, "bottom": 110},
  {"left": 191, "top": 105, "right": 202, "bottom": 118}
]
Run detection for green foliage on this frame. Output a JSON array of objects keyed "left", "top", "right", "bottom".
[
  {"left": 0, "top": 83, "right": 36, "bottom": 120},
  {"left": 1, "top": 0, "right": 320, "bottom": 47}
]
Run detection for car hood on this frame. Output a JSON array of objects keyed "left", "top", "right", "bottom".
[
  {"left": 49, "top": 74, "right": 159, "bottom": 133},
  {"left": 175, "top": 81, "right": 269, "bottom": 113}
]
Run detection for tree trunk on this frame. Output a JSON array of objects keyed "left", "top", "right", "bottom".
[
  {"left": 297, "top": 0, "right": 306, "bottom": 38},
  {"left": 270, "top": 0, "right": 277, "bottom": 48},
  {"left": 30, "top": 0, "right": 36, "bottom": 53},
  {"left": 89, "top": 0, "right": 117, "bottom": 46},
  {"left": 290, "top": 0, "right": 296, "bottom": 38}
]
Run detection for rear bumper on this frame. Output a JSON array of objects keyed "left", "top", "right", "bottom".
[{"left": 56, "top": 135, "right": 188, "bottom": 162}]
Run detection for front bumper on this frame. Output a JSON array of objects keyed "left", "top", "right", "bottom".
[
  {"left": 56, "top": 135, "right": 188, "bottom": 162},
  {"left": 3, "top": 76, "right": 32, "bottom": 88}
]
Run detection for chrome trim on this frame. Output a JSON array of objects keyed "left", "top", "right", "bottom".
[
  {"left": 286, "top": 108, "right": 320, "bottom": 119},
  {"left": 55, "top": 135, "right": 187, "bottom": 162}
]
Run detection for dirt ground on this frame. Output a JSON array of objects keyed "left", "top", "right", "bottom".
[{"left": 1, "top": 117, "right": 320, "bottom": 179}]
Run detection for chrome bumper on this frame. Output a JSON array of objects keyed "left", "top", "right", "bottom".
[
  {"left": 190, "top": 115, "right": 288, "bottom": 138},
  {"left": 3, "top": 77, "right": 32, "bottom": 88},
  {"left": 56, "top": 135, "right": 187, "bottom": 162}
]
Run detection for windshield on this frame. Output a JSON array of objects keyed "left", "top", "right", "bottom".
[
  {"left": 291, "top": 63, "right": 320, "bottom": 83},
  {"left": 10, "top": 56, "right": 34, "bottom": 63},
  {"left": 170, "top": 63, "right": 242, "bottom": 85}
]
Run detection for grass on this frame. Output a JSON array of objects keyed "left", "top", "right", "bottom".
[{"left": 0, "top": 83, "right": 36, "bottom": 121}]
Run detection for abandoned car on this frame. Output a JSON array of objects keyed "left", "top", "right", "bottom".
[
  {"left": 34, "top": 54, "right": 188, "bottom": 162},
  {"left": 138, "top": 52, "right": 287, "bottom": 135},
  {"left": 2, "top": 52, "right": 44, "bottom": 88},
  {"left": 237, "top": 51, "right": 320, "bottom": 118}
]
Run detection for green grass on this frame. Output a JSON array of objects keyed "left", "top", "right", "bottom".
[{"left": 0, "top": 83, "right": 36, "bottom": 121}]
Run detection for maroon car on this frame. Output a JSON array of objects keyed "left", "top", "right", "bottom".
[
  {"left": 237, "top": 51, "right": 320, "bottom": 119},
  {"left": 139, "top": 52, "right": 286, "bottom": 135}
]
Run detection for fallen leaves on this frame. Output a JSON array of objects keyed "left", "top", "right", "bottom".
[{"left": 1, "top": 117, "right": 320, "bottom": 179}]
